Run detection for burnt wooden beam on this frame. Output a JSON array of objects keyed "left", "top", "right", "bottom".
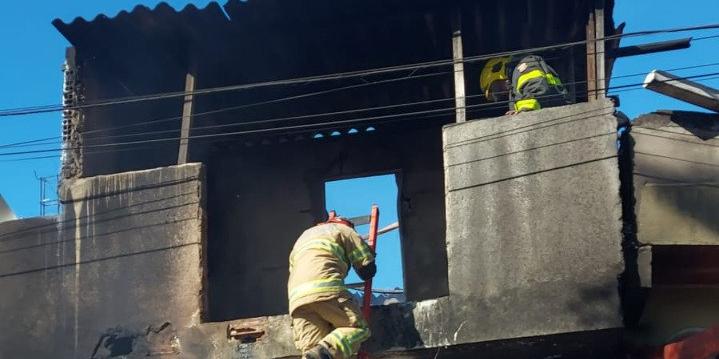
[
  {"left": 177, "top": 72, "right": 196, "bottom": 164},
  {"left": 585, "top": 12, "right": 597, "bottom": 102},
  {"left": 594, "top": 0, "right": 606, "bottom": 100}
]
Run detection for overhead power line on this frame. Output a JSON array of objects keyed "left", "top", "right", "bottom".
[
  {"left": 0, "top": 70, "right": 717, "bottom": 161},
  {"left": 2, "top": 58, "right": 719, "bottom": 152},
  {"left": 1, "top": 22, "right": 719, "bottom": 117}
]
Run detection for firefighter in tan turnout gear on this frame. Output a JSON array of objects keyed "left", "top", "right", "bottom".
[{"left": 288, "top": 213, "right": 376, "bottom": 359}]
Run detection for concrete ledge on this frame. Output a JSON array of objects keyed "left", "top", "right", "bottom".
[{"left": 444, "top": 102, "right": 617, "bottom": 192}]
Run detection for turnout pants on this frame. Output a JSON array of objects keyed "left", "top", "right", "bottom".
[{"left": 292, "top": 296, "right": 370, "bottom": 359}]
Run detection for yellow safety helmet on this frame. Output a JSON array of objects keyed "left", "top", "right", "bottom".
[{"left": 480, "top": 57, "right": 511, "bottom": 98}]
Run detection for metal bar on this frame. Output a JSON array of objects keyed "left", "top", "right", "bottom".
[
  {"left": 586, "top": 12, "right": 597, "bottom": 101},
  {"left": 594, "top": 0, "right": 606, "bottom": 99},
  {"left": 346, "top": 283, "right": 404, "bottom": 295},
  {"left": 643, "top": 70, "right": 719, "bottom": 112},
  {"left": 361, "top": 221, "right": 399, "bottom": 240},
  {"left": 605, "top": 22, "right": 626, "bottom": 90},
  {"left": 451, "top": 9, "right": 466, "bottom": 123},
  {"left": 177, "top": 72, "right": 196, "bottom": 164},
  {"left": 608, "top": 37, "right": 690, "bottom": 59},
  {"left": 347, "top": 215, "right": 371, "bottom": 226},
  {"left": 39, "top": 177, "right": 45, "bottom": 216}
]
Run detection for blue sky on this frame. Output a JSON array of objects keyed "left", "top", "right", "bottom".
[
  {"left": 0, "top": 1, "right": 718, "bottom": 290},
  {"left": 326, "top": 174, "right": 402, "bottom": 290},
  {"left": 610, "top": 0, "right": 719, "bottom": 118},
  {"left": 0, "top": 0, "right": 215, "bottom": 218}
]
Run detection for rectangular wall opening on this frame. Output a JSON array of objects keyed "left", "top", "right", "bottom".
[
  {"left": 325, "top": 173, "right": 405, "bottom": 305},
  {"left": 205, "top": 121, "right": 449, "bottom": 322}
]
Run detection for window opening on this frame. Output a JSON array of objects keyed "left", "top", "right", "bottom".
[{"left": 325, "top": 174, "right": 405, "bottom": 305}]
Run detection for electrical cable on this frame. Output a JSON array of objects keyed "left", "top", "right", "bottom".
[
  {"left": 0, "top": 136, "right": 60, "bottom": 149},
  {"left": 1, "top": 22, "right": 719, "bottom": 117},
  {"left": 0, "top": 70, "right": 717, "bottom": 160},
  {"left": 4, "top": 58, "right": 719, "bottom": 152},
  {"left": 79, "top": 70, "right": 453, "bottom": 137}
]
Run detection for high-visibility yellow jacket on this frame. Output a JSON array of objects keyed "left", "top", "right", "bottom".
[
  {"left": 288, "top": 223, "right": 375, "bottom": 315},
  {"left": 509, "top": 55, "right": 570, "bottom": 112}
]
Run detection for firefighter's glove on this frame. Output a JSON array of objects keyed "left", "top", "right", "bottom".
[{"left": 357, "top": 261, "right": 377, "bottom": 281}]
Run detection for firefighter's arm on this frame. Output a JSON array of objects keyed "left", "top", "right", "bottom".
[{"left": 340, "top": 226, "right": 376, "bottom": 280}]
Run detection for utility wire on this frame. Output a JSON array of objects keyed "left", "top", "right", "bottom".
[
  {"left": 694, "top": 34, "right": 719, "bottom": 41},
  {"left": 80, "top": 70, "right": 452, "bottom": 137},
  {"left": 1, "top": 22, "right": 719, "bottom": 117},
  {"left": 0, "top": 33, "right": 718, "bottom": 152},
  {"left": 4, "top": 59, "right": 719, "bottom": 151},
  {"left": 0, "top": 136, "right": 60, "bottom": 149},
  {"left": 0, "top": 70, "right": 718, "bottom": 159},
  {"left": 610, "top": 61, "right": 719, "bottom": 80}
]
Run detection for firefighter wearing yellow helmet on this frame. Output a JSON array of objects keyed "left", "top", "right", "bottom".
[{"left": 480, "top": 55, "right": 570, "bottom": 114}]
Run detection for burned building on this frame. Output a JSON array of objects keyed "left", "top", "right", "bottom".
[{"left": 0, "top": 0, "right": 717, "bottom": 358}]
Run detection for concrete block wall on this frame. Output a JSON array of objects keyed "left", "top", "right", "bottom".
[{"left": 441, "top": 99, "right": 625, "bottom": 343}]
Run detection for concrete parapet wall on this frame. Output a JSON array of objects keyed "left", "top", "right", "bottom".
[{"left": 441, "top": 100, "right": 624, "bottom": 343}]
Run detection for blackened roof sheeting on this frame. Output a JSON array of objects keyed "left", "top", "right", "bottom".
[
  {"left": 53, "top": 2, "right": 229, "bottom": 70},
  {"left": 51, "top": 0, "right": 616, "bottom": 131},
  {"left": 52, "top": 0, "right": 616, "bottom": 179},
  {"left": 54, "top": 0, "right": 615, "bottom": 64},
  {"left": 53, "top": 2, "right": 228, "bottom": 45}
]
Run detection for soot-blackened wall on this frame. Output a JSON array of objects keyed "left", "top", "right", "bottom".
[{"left": 206, "top": 122, "right": 448, "bottom": 320}]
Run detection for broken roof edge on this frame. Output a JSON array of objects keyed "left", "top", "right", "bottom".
[
  {"left": 633, "top": 109, "right": 719, "bottom": 127},
  {"left": 51, "top": 1, "right": 228, "bottom": 43}
]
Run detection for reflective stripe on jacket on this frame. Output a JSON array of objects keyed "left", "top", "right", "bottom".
[
  {"left": 508, "top": 55, "right": 570, "bottom": 112},
  {"left": 288, "top": 223, "right": 374, "bottom": 314}
]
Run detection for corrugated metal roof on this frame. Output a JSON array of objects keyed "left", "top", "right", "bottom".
[
  {"left": 52, "top": 0, "right": 616, "bottom": 149},
  {"left": 53, "top": 2, "right": 228, "bottom": 47},
  {"left": 53, "top": 0, "right": 615, "bottom": 69}
]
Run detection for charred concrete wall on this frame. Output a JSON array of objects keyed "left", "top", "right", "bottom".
[
  {"left": 200, "top": 101, "right": 628, "bottom": 358},
  {"left": 624, "top": 111, "right": 719, "bottom": 347},
  {"left": 56, "top": 163, "right": 206, "bottom": 358},
  {"left": 631, "top": 111, "right": 719, "bottom": 246},
  {"left": 0, "top": 164, "right": 207, "bottom": 358},
  {"left": 206, "top": 123, "right": 449, "bottom": 321},
  {"left": 0, "top": 217, "right": 61, "bottom": 358},
  {"left": 1, "top": 102, "right": 633, "bottom": 358},
  {"left": 440, "top": 99, "right": 625, "bottom": 343}
]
